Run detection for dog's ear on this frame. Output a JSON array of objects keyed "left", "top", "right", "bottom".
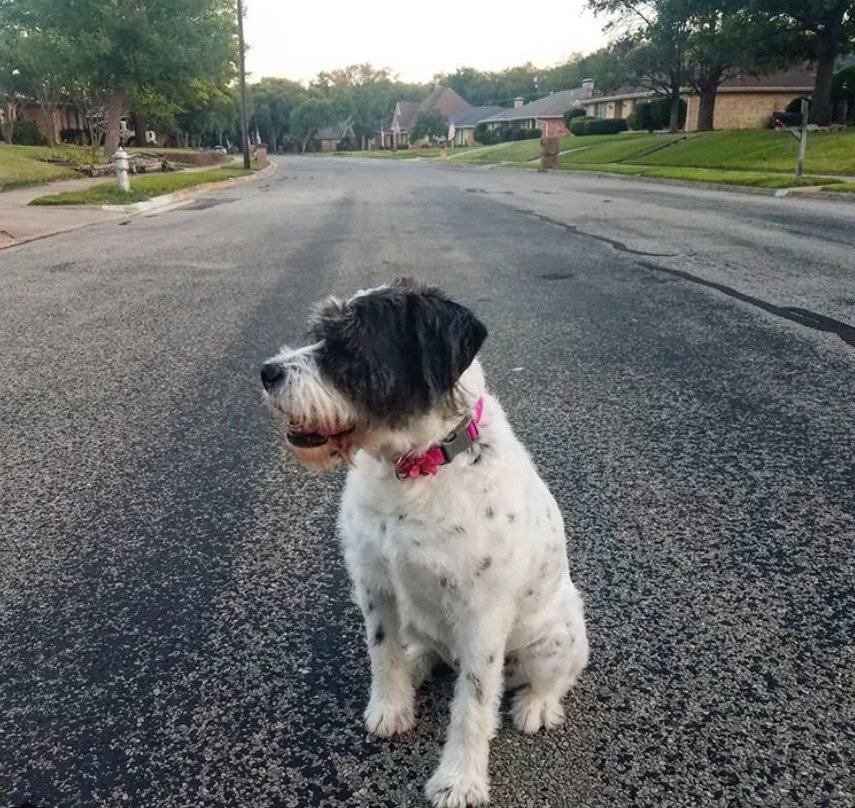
[
  {"left": 312, "top": 283, "right": 486, "bottom": 425},
  {"left": 410, "top": 294, "right": 487, "bottom": 400}
]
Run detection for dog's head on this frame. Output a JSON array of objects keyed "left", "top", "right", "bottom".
[{"left": 260, "top": 279, "right": 488, "bottom": 470}]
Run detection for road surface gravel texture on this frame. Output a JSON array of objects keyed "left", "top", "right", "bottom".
[{"left": 1, "top": 157, "right": 853, "bottom": 808}]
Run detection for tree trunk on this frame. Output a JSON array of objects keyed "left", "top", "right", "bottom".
[
  {"left": 1, "top": 100, "right": 18, "bottom": 143},
  {"left": 810, "top": 30, "right": 838, "bottom": 126},
  {"left": 696, "top": 84, "right": 718, "bottom": 132},
  {"left": 669, "top": 75, "right": 682, "bottom": 133},
  {"left": 132, "top": 110, "right": 146, "bottom": 146},
  {"left": 104, "top": 88, "right": 126, "bottom": 158}
]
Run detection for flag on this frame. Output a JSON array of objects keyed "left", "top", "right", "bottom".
[{"left": 447, "top": 123, "right": 456, "bottom": 143}]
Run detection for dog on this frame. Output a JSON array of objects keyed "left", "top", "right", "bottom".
[{"left": 261, "top": 279, "right": 588, "bottom": 807}]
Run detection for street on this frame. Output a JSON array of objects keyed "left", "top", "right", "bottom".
[{"left": 1, "top": 157, "right": 853, "bottom": 808}]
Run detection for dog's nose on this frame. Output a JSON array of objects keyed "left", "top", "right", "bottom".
[{"left": 260, "top": 362, "right": 285, "bottom": 391}]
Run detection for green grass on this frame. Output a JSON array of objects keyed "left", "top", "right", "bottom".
[
  {"left": 635, "top": 130, "right": 855, "bottom": 176},
  {"left": 30, "top": 164, "right": 252, "bottom": 205},
  {"left": 451, "top": 140, "right": 544, "bottom": 164},
  {"left": 0, "top": 144, "right": 82, "bottom": 191},
  {"left": 823, "top": 182, "right": 855, "bottom": 193},
  {"left": 558, "top": 133, "right": 689, "bottom": 165},
  {"left": 559, "top": 162, "right": 841, "bottom": 188}
]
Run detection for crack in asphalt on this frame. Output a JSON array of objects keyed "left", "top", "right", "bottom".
[
  {"left": 522, "top": 210, "right": 680, "bottom": 258},
  {"left": 518, "top": 206, "right": 855, "bottom": 349},
  {"left": 636, "top": 260, "right": 855, "bottom": 349}
]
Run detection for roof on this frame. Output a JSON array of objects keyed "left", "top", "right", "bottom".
[
  {"left": 480, "top": 86, "right": 595, "bottom": 123},
  {"left": 313, "top": 117, "right": 355, "bottom": 140},
  {"left": 391, "top": 86, "right": 472, "bottom": 131},
  {"left": 718, "top": 66, "right": 815, "bottom": 89},
  {"left": 583, "top": 67, "right": 816, "bottom": 105},
  {"left": 450, "top": 105, "right": 504, "bottom": 127}
]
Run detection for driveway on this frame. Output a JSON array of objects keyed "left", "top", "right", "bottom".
[{"left": 1, "top": 156, "right": 852, "bottom": 808}]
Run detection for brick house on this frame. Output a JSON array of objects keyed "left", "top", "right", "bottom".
[
  {"left": 379, "top": 85, "right": 471, "bottom": 149},
  {"left": 582, "top": 67, "right": 815, "bottom": 131},
  {"left": 478, "top": 82, "right": 596, "bottom": 138},
  {"left": 448, "top": 105, "right": 504, "bottom": 146}
]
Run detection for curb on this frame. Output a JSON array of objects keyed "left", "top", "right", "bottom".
[
  {"left": 480, "top": 162, "right": 855, "bottom": 201},
  {"left": 0, "top": 162, "right": 276, "bottom": 251},
  {"left": 100, "top": 161, "right": 276, "bottom": 213}
]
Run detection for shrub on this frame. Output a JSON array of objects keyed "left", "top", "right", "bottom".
[
  {"left": 12, "top": 120, "right": 45, "bottom": 145},
  {"left": 832, "top": 66, "right": 855, "bottom": 123},
  {"left": 474, "top": 122, "right": 492, "bottom": 145},
  {"left": 569, "top": 116, "right": 596, "bottom": 135},
  {"left": 510, "top": 127, "right": 541, "bottom": 140},
  {"left": 582, "top": 118, "right": 629, "bottom": 135},
  {"left": 60, "top": 128, "right": 90, "bottom": 146},
  {"left": 628, "top": 98, "right": 686, "bottom": 130},
  {"left": 786, "top": 96, "right": 811, "bottom": 114},
  {"left": 563, "top": 107, "right": 587, "bottom": 128}
]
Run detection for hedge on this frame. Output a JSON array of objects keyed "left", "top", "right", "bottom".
[
  {"left": 570, "top": 117, "right": 629, "bottom": 136},
  {"left": 627, "top": 97, "right": 687, "bottom": 131}
]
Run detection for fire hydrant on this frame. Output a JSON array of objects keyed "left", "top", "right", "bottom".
[{"left": 113, "top": 147, "right": 130, "bottom": 192}]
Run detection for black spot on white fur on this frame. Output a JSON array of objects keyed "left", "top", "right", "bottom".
[
  {"left": 309, "top": 279, "right": 487, "bottom": 426},
  {"left": 373, "top": 625, "right": 385, "bottom": 645},
  {"left": 466, "top": 671, "right": 484, "bottom": 703}
]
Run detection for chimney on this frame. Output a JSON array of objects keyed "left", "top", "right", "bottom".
[
  {"left": 514, "top": 97, "right": 524, "bottom": 108},
  {"left": 582, "top": 78, "right": 595, "bottom": 95}
]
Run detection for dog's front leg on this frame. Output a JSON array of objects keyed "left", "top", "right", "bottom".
[
  {"left": 425, "top": 610, "right": 509, "bottom": 808},
  {"left": 359, "top": 588, "right": 416, "bottom": 737}
]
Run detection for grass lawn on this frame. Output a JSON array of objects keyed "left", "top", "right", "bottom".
[
  {"left": 559, "top": 133, "right": 690, "bottom": 165},
  {"left": 823, "top": 183, "right": 855, "bottom": 193},
  {"left": 0, "top": 144, "right": 84, "bottom": 191},
  {"left": 451, "top": 140, "right": 543, "bottom": 164},
  {"left": 559, "top": 162, "right": 841, "bottom": 188},
  {"left": 30, "top": 164, "right": 253, "bottom": 206},
  {"left": 635, "top": 130, "right": 855, "bottom": 176}
]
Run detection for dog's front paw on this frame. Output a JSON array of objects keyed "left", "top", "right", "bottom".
[
  {"left": 510, "top": 688, "right": 565, "bottom": 734},
  {"left": 364, "top": 694, "right": 415, "bottom": 737},
  {"left": 425, "top": 766, "right": 490, "bottom": 807}
]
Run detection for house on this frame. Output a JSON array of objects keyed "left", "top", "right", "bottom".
[
  {"left": 478, "top": 82, "right": 596, "bottom": 138},
  {"left": 582, "top": 67, "right": 816, "bottom": 131},
  {"left": 379, "top": 85, "right": 471, "bottom": 149},
  {"left": 12, "top": 99, "right": 86, "bottom": 143},
  {"left": 310, "top": 117, "right": 356, "bottom": 152},
  {"left": 448, "top": 105, "right": 504, "bottom": 146}
]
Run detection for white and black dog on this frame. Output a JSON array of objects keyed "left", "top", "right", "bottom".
[{"left": 261, "top": 279, "right": 588, "bottom": 807}]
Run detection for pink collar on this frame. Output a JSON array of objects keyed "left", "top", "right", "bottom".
[{"left": 395, "top": 396, "right": 485, "bottom": 480}]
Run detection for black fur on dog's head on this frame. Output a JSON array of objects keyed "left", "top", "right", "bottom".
[{"left": 309, "top": 278, "right": 487, "bottom": 427}]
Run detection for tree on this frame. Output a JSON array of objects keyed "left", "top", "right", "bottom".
[
  {"left": 589, "top": 0, "right": 800, "bottom": 131},
  {"left": 309, "top": 64, "right": 423, "bottom": 150},
  {"left": 682, "top": 0, "right": 793, "bottom": 130},
  {"left": 410, "top": 109, "right": 448, "bottom": 143},
  {"left": 9, "top": 0, "right": 238, "bottom": 155},
  {"left": 0, "top": 21, "right": 25, "bottom": 143},
  {"left": 588, "top": 0, "right": 692, "bottom": 131},
  {"left": 290, "top": 97, "right": 335, "bottom": 152},
  {"left": 250, "top": 77, "right": 304, "bottom": 150},
  {"left": 750, "top": 0, "right": 855, "bottom": 125}
]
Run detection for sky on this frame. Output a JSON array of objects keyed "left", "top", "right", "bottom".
[{"left": 243, "top": 0, "right": 608, "bottom": 85}]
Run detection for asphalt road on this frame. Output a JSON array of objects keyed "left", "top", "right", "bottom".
[{"left": 1, "top": 157, "right": 853, "bottom": 808}]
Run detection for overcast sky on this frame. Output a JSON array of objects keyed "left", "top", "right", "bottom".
[{"left": 243, "top": 1, "right": 608, "bottom": 85}]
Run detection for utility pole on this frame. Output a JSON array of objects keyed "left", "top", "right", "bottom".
[{"left": 236, "top": 0, "right": 251, "bottom": 170}]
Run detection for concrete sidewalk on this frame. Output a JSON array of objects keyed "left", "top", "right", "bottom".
[
  {"left": 0, "top": 162, "right": 270, "bottom": 250},
  {"left": 0, "top": 175, "right": 128, "bottom": 248}
]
